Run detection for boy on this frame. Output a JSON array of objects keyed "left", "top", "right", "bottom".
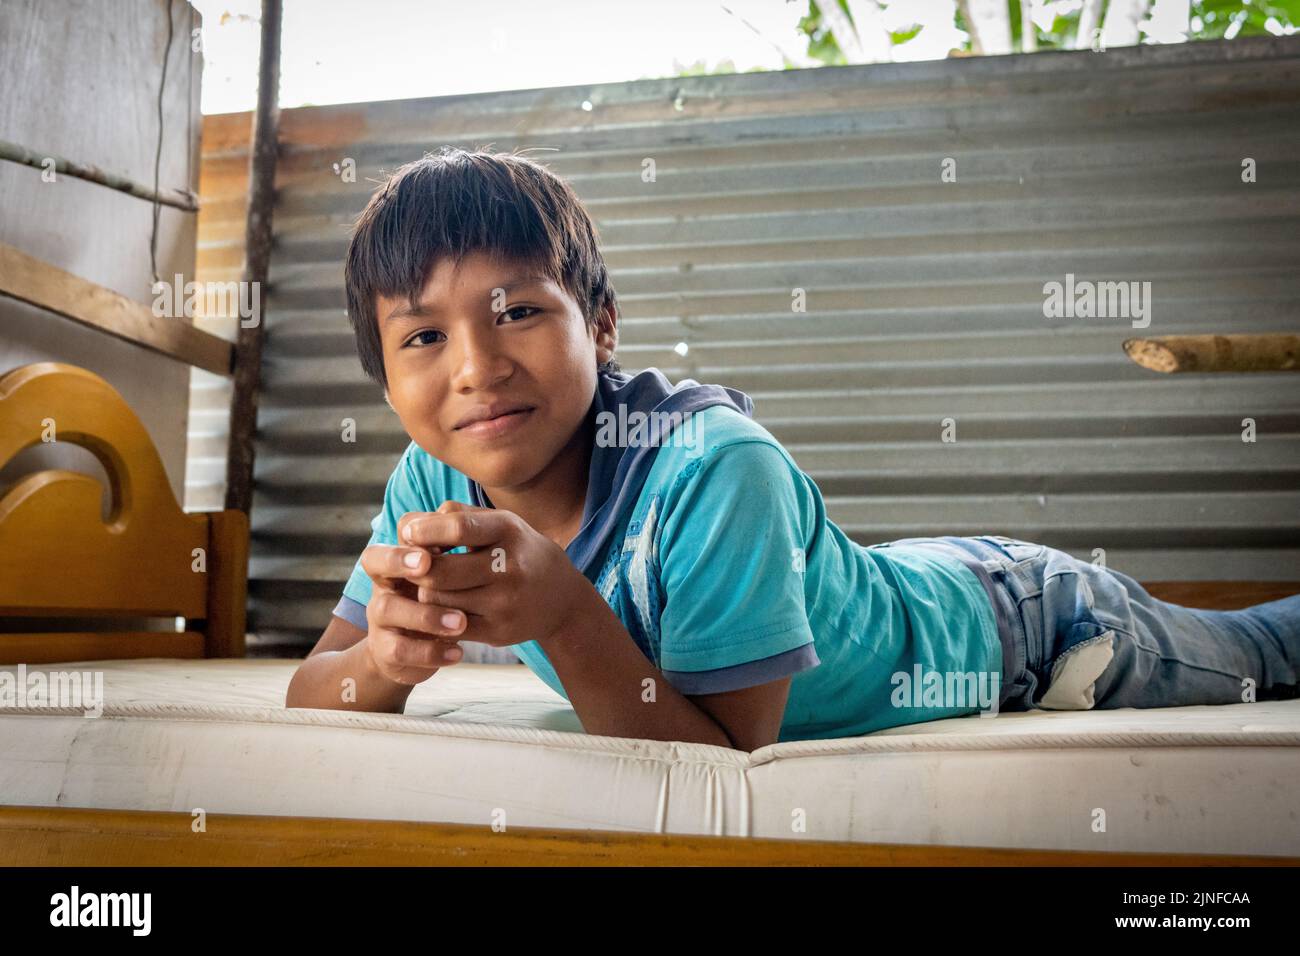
[{"left": 286, "top": 147, "right": 1300, "bottom": 752}]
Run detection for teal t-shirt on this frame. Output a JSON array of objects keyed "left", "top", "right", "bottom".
[{"left": 335, "top": 405, "right": 1002, "bottom": 742}]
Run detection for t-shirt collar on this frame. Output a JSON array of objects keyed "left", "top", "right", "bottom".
[{"left": 468, "top": 366, "right": 754, "bottom": 577}]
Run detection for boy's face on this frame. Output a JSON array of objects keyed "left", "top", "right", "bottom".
[{"left": 377, "top": 250, "right": 616, "bottom": 492}]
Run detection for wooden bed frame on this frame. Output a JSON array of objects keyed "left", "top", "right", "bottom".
[
  {"left": 1, "top": 360, "right": 1296, "bottom": 866},
  {"left": 0, "top": 362, "right": 247, "bottom": 663}
]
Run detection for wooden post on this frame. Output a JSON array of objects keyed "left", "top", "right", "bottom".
[
  {"left": 224, "top": 0, "right": 282, "bottom": 513},
  {"left": 1123, "top": 334, "right": 1300, "bottom": 374}
]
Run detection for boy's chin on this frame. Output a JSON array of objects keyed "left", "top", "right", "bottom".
[{"left": 455, "top": 454, "right": 539, "bottom": 492}]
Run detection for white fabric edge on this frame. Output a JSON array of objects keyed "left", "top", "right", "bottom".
[{"left": 5, "top": 701, "right": 1300, "bottom": 767}]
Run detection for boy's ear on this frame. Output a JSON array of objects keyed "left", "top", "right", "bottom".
[{"left": 595, "top": 302, "right": 618, "bottom": 363}]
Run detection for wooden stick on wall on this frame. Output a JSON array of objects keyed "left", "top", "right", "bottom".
[
  {"left": 224, "top": 0, "right": 282, "bottom": 514},
  {"left": 1123, "top": 334, "right": 1300, "bottom": 374},
  {"left": 0, "top": 137, "right": 199, "bottom": 212}
]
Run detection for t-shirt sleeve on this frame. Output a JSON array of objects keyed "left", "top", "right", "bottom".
[
  {"left": 655, "top": 439, "right": 821, "bottom": 695},
  {"left": 333, "top": 445, "right": 434, "bottom": 629}
]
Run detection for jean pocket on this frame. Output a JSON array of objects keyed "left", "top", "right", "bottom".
[
  {"left": 979, "top": 535, "right": 1046, "bottom": 565},
  {"left": 1040, "top": 624, "right": 1116, "bottom": 710}
]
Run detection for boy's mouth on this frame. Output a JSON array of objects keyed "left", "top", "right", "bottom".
[
  {"left": 453, "top": 403, "right": 537, "bottom": 438},
  {"left": 454, "top": 401, "right": 536, "bottom": 430}
]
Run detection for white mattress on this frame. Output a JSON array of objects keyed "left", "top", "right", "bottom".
[{"left": 2, "top": 659, "right": 1298, "bottom": 857}]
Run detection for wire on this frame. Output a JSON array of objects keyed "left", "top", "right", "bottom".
[{"left": 186, "top": 1, "right": 194, "bottom": 204}]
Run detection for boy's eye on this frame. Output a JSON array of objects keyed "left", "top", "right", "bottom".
[
  {"left": 402, "top": 307, "right": 539, "bottom": 348},
  {"left": 502, "top": 305, "right": 540, "bottom": 323},
  {"left": 404, "top": 329, "right": 445, "bottom": 348}
]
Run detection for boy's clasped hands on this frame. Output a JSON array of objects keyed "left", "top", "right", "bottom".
[{"left": 359, "top": 500, "right": 588, "bottom": 686}]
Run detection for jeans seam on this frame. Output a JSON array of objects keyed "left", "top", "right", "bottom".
[
  {"left": 1127, "top": 642, "right": 1250, "bottom": 677},
  {"left": 985, "top": 566, "right": 1029, "bottom": 682},
  {"left": 1015, "top": 595, "right": 1036, "bottom": 675}
]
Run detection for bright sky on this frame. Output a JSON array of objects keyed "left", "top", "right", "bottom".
[
  {"left": 191, "top": 0, "right": 971, "bottom": 114},
  {"left": 190, "top": 0, "right": 1291, "bottom": 115}
]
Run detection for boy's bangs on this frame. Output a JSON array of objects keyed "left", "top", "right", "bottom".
[{"left": 354, "top": 158, "right": 567, "bottom": 318}]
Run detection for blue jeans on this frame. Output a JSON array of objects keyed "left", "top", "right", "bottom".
[{"left": 908, "top": 535, "right": 1300, "bottom": 712}]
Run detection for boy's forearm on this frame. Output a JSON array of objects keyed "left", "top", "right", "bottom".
[
  {"left": 285, "top": 638, "right": 419, "bottom": 714},
  {"left": 538, "top": 584, "right": 735, "bottom": 749}
]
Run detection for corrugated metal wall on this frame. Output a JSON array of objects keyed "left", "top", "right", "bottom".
[{"left": 191, "top": 35, "right": 1300, "bottom": 653}]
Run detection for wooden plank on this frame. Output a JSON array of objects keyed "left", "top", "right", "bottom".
[
  {"left": 0, "top": 243, "right": 233, "bottom": 376},
  {"left": 0, "top": 632, "right": 204, "bottom": 665},
  {"left": 1, "top": 806, "right": 1293, "bottom": 867},
  {"left": 204, "top": 509, "right": 249, "bottom": 658},
  {"left": 1143, "top": 581, "right": 1300, "bottom": 610}
]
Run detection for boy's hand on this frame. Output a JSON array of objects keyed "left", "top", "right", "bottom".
[
  {"left": 398, "top": 501, "right": 589, "bottom": 649},
  {"left": 359, "top": 523, "right": 467, "bottom": 686}
]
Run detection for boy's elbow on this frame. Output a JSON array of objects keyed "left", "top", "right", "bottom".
[{"left": 283, "top": 667, "right": 306, "bottom": 709}]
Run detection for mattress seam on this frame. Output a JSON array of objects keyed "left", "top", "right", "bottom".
[
  {"left": 6, "top": 707, "right": 1300, "bottom": 768},
  {"left": 0, "top": 707, "right": 751, "bottom": 770}
]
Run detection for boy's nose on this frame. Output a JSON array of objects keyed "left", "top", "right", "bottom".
[{"left": 449, "top": 331, "right": 514, "bottom": 391}]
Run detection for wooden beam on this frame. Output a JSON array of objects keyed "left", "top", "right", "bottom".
[
  {"left": 1143, "top": 581, "right": 1300, "bottom": 610},
  {"left": 203, "top": 508, "right": 249, "bottom": 658},
  {"left": 1124, "top": 334, "right": 1300, "bottom": 373},
  {"left": 224, "top": 0, "right": 282, "bottom": 514},
  {"left": 0, "top": 632, "right": 205, "bottom": 666},
  {"left": 0, "top": 243, "right": 233, "bottom": 376},
  {"left": 1, "top": 806, "right": 1293, "bottom": 867}
]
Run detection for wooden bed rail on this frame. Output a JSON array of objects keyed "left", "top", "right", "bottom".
[{"left": 2, "top": 806, "right": 1294, "bottom": 867}]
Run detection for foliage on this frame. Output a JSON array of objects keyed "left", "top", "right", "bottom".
[
  {"left": 798, "top": 0, "right": 853, "bottom": 65},
  {"left": 1192, "top": 0, "right": 1300, "bottom": 37},
  {"left": 669, "top": 57, "right": 773, "bottom": 76},
  {"left": 797, "top": 0, "right": 1300, "bottom": 62}
]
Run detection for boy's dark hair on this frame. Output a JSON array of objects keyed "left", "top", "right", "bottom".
[{"left": 344, "top": 146, "right": 621, "bottom": 391}]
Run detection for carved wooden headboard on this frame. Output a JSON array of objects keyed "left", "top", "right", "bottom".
[{"left": 0, "top": 362, "right": 247, "bottom": 663}]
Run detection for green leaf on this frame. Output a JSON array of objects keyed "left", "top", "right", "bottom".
[{"left": 890, "top": 23, "right": 923, "bottom": 45}]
